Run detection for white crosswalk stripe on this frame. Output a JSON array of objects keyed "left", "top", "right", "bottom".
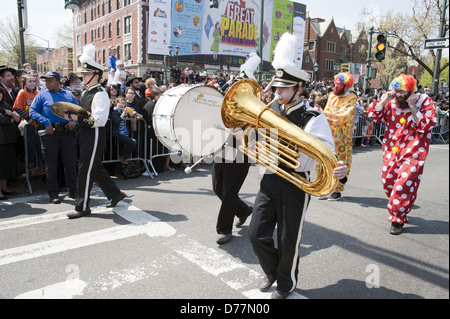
[{"left": 1, "top": 195, "right": 307, "bottom": 299}]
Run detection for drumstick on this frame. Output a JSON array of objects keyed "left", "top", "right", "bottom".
[{"left": 184, "top": 158, "right": 203, "bottom": 174}]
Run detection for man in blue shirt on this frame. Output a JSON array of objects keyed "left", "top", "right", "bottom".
[{"left": 29, "top": 71, "right": 79, "bottom": 204}]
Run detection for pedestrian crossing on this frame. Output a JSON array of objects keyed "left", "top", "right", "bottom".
[{"left": 0, "top": 194, "right": 307, "bottom": 299}]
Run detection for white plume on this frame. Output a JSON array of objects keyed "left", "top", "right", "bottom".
[
  {"left": 240, "top": 52, "right": 261, "bottom": 76},
  {"left": 272, "top": 33, "right": 298, "bottom": 70},
  {"left": 79, "top": 44, "right": 96, "bottom": 64}
]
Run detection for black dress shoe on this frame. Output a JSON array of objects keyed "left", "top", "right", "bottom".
[
  {"left": 259, "top": 276, "right": 276, "bottom": 292},
  {"left": 235, "top": 207, "right": 253, "bottom": 228},
  {"left": 390, "top": 222, "right": 404, "bottom": 235},
  {"left": 67, "top": 210, "right": 91, "bottom": 219},
  {"left": 271, "top": 289, "right": 291, "bottom": 299},
  {"left": 216, "top": 233, "right": 232, "bottom": 245},
  {"left": 107, "top": 192, "right": 127, "bottom": 208},
  {"left": 0, "top": 196, "right": 8, "bottom": 201},
  {"left": 51, "top": 198, "right": 61, "bottom": 204}
]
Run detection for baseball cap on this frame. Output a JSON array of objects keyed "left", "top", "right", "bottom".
[{"left": 40, "top": 71, "right": 61, "bottom": 81}]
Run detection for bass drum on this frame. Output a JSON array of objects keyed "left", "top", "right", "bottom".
[{"left": 152, "top": 84, "right": 230, "bottom": 157}]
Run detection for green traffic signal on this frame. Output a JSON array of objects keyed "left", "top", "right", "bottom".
[{"left": 375, "top": 34, "right": 387, "bottom": 61}]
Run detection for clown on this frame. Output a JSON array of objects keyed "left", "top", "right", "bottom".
[
  {"left": 322, "top": 72, "right": 360, "bottom": 201},
  {"left": 368, "top": 74, "right": 436, "bottom": 235}
]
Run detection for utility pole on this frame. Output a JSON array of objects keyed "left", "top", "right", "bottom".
[
  {"left": 364, "top": 27, "right": 374, "bottom": 92},
  {"left": 431, "top": 0, "right": 447, "bottom": 96},
  {"left": 17, "top": 0, "right": 26, "bottom": 65},
  {"left": 258, "top": 0, "right": 264, "bottom": 82}
]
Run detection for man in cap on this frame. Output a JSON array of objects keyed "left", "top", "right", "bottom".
[
  {"left": 247, "top": 33, "right": 348, "bottom": 299},
  {"left": 368, "top": 74, "right": 436, "bottom": 235},
  {"left": 65, "top": 44, "right": 126, "bottom": 219},
  {"left": 321, "top": 72, "right": 360, "bottom": 201},
  {"left": 29, "top": 71, "right": 79, "bottom": 203}
]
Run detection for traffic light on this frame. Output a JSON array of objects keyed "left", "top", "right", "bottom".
[
  {"left": 210, "top": 0, "right": 219, "bottom": 8},
  {"left": 375, "top": 34, "right": 387, "bottom": 61}
]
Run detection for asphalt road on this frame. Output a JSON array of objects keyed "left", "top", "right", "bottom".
[{"left": 0, "top": 143, "right": 448, "bottom": 300}]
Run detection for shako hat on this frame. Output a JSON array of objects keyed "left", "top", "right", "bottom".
[{"left": 271, "top": 33, "right": 309, "bottom": 87}]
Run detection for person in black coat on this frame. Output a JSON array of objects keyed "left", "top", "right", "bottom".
[{"left": 0, "top": 86, "right": 20, "bottom": 200}]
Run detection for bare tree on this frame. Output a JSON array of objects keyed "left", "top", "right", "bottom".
[
  {"left": 0, "top": 17, "right": 39, "bottom": 68},
  {"left": 361, "top": 0, "right": 449, "bottom": 78}
]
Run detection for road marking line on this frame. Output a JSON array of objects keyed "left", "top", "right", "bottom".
[{"left": 0, "top": 203, "right": 176, "bottom": 267}]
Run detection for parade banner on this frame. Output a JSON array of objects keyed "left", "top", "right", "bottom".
[
  {"left": 147, "top": 0, "right": 306, "bottom": 65},
  {"left": 148, "top": 0, "right": 172, "bottom": 55}
]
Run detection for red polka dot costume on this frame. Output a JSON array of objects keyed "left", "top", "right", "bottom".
[{"left": 368, "top": 76, "right": 436, "bottom": 225}]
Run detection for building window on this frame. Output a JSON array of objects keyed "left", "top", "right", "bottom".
[
  {"left": 108, "top": 22, "right": 112, "bottom": 39},
  {"left": 325, "top": 59, "right": 334, "bottom": 72},
  {"left": 91, "top": 29, "right": 94, "bottom": 41},
  {"left": 327, "top": 42, "right": 336, "bottom": 53},
  {"left": 76, "top": 34, "right": 81, "bottom": 49},
  {"left": 84, "top": 31, "right": 88, "bottom": 45},
  {"left": 91, "top": 7, "right": 94, "bottom": 21},
  {"left": 309, "top": 41, "right": 315, "bottom": 50},
  {"left": 103, "top": 49, "right": 106, "bottom": 65},
  {"left": 102, "top": 25, "right": 105, "bottom": 40},
  {"left": 124, "top": 43, "right": 132, "bottom": 60},
  {"left": 124, "top": 0, "right": 131, "bottom": 6},
  {"left": 76, "top": 14, "right": 81, "bottom": 27},
  {"left": 117, "top": 0, "right": 121, "bottom": 10},
  {"left": 124, "top": 16, "right": 132, "bottom": 34},
  {"left": 108, "top": 0, "right": 112, "bottom": 13},
  {"left": 84, "top": 10, "right": 87, "bottom": 24},
  {"left": 117, "top": 19, "right": 121, "bottom": 37},
  {"left": 117, "top": 45, "right": 121, "bottom": 60},
  {"left": 305, "top": 55, "right": 310, "bottom": 63}
]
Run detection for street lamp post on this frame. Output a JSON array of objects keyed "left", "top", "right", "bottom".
[{"left": 313, "top": 63, "right": 319, "bottom": 81}]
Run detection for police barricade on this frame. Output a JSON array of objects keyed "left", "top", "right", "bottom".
[
  {"left": 352, "top": 113, "right": 386, "bottom": 145},
  {"left": 20, "top": 122, "right": 46, "bottom": 195},
  {"left": 103, "top": 118, "right": 154, "bottom": 179},
  {"left": 431, "top": 113, "right": 449, "bottom": 144}
]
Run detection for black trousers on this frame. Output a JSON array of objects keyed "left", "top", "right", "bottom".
[
  {"left": 75, "top": 127, "right": 122, "bottom": 213},
  {"left": 40, "top": 131, "right": 77, "bottom": 198},
  {"left": 249, "top": 172, "right": 310, "bottom": 293},
  {"left": 212, "top": 162, "right": 251, "bottom": 235}
]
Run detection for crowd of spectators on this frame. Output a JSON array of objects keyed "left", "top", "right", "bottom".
[{"left": 0, "top": 61, "right": 448, "bottom": 201}]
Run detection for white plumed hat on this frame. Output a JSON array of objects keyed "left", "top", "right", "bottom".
[
  {"left": 79, "top": 44, "right": 104, "bottom": 75},
  {"left": 271, "top": 33, "right": 309, "bottom": 87}
]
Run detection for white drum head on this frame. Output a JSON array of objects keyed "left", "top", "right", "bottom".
[{"left": 154, "top": 85, "right": 230, "bottom": 157}]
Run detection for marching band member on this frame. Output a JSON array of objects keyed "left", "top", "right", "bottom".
[
  {"left": 66, "top": 44, "right": 126, "bottom": 219},
  {"left": 212, "top": 53, "right": 261, "bottom": 245},
  {"left": 248, "top": 33, "right": 348, "bottom": 299},
  {"left": 368, "top": 74, "right": 436, "bottom": 235}
]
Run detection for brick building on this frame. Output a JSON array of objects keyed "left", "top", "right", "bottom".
[
  {"left": 68, "top": 0, "right": 150, "bottom": 76},
  {"left": 36, "top": 46, "right": 73, "bottom": 77}
]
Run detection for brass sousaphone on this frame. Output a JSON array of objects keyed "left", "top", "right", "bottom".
[{"left": 221, "top": 79, "right": 339, "bottom": 197}]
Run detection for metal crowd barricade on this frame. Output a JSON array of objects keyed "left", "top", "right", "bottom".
[
  {"left": 103, "top": 118, "right": 154, "bottom": 178},
  {"left": 431, "top": 113, "right": 449, "bottom": 144},
  {"left": 352, "top": 113, "right": 385, "bottom": 145}
]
